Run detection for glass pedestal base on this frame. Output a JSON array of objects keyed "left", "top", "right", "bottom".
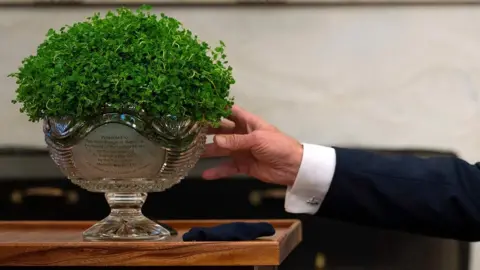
[{"left": 82, "top": 192, "right": 175, "bottom": 241}]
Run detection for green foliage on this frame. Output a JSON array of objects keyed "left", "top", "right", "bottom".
[{"left": 9, "top": 5, "right": 235, "bottom": 126}]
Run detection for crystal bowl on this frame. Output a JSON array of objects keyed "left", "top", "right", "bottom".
[{"left": 43, "top": 110, "right": 207, "bottom": 241}]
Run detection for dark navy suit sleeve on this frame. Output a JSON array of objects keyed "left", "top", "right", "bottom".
[{"left": 316, "top": 147, "right": 480, "bottom": 241}]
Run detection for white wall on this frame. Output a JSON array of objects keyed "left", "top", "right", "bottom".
[{"left": 2, "top": 5, "right": 480, "bottom": 269}]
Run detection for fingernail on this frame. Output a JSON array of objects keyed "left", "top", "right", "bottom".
[{"left": 215, "top": 135, "right": 226, "bottom": 147}]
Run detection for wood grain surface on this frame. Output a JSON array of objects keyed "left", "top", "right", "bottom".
[{"left": 0, "top": 219, "right": 301, "bottom": 267}]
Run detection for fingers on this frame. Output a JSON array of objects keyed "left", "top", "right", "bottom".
[
  {"left": 229, "top": 105, "right": 271, "bottom": 131},
  {"left": 206, "top": 107, "right": 246, "bottom": 135},
  {"left": 201, "top": 143, "right": 231, "bottom": 158},
  {"left": 229, "top": 105, "right": 255, "bottom": 124},
  {"left": 202, "top": 161, "right": 239, "bottom": 180},
  {"left": 207, "top": 119, "right": 235, "bottom": 135},
  {"left": 227, "top": 105, "right": 244, "bottom": 123},
  {"left": 215, "top": 133, "right": 255, "bottom": 151},
  {"left": 207, "top": 105, "right": 273, "bottom": 135},
  {"left": 202, "top": 129, "right": 257, "bottom": 159}
]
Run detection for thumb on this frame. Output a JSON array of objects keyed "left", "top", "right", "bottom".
[{"left": 214, "top": 134, "right": 255, "bottom": 151}]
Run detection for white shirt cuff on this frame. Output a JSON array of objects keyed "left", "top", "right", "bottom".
[{"left": 284, "top": 143, "right": 336, "bottom": 215}]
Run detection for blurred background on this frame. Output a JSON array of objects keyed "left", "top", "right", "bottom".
[{"left": 1, "top": 1, "right": 479, "bottom": 269}]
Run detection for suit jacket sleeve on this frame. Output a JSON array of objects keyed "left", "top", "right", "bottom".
[{"left": 316, "top": 147, "right": 480, "bottom": 241}]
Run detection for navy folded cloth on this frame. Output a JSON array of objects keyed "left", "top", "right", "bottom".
[{"left": 182, "top": 222, "right": 276, "bottom": 241}]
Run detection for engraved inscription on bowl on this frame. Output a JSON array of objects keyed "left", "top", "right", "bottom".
[{"left": 71, "top": 123, "right": 166, "bottom": 179}]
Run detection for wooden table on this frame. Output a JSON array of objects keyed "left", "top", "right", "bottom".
[{"left": 0, "top": 219, "right": 302, "bottom": 269}]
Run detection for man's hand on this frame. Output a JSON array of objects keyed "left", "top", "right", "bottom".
[{"left": 201, "top": 105, "right": 303, "bottom": 186}]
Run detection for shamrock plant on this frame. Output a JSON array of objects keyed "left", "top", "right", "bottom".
[{"left": 9, "top": 5, "right": 235, "bottom": 127}]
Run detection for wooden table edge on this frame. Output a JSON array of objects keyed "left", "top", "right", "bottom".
[{"left": 0, "top": 219, "right": 302, "bottom": 266}]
